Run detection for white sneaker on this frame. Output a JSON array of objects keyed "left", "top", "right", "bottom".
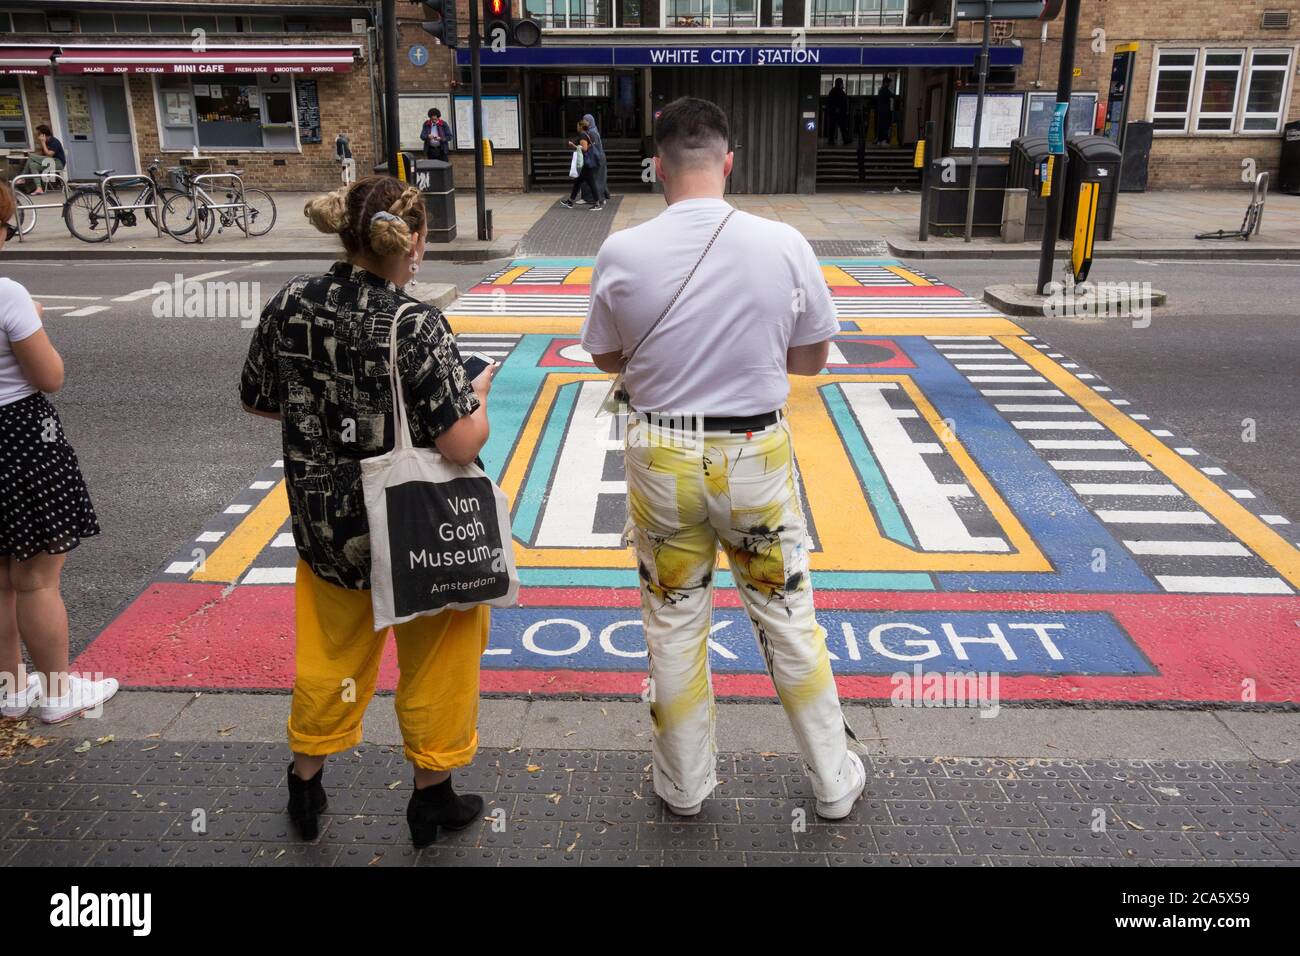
[
  {"left": 38, "top": 675, "right": 119, "bottom": 724},
  {"left": 574, "top": 198, "right": 588, "bottom": 205},
  {"left": 1, "top": 672, "right": 42, "bottom": 718},
  {"left": 664, "top": 800, "right": 702, "bottom": 817},
  {"left": 815, "top": 750, "right": 865, "bottom": 820}
]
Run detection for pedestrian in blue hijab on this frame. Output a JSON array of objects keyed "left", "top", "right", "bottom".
[{"left": 582, "top": 113, "right": 609, "bottom": 211}]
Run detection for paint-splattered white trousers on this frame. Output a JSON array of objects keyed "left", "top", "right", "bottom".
[{"left": 623, "top": 414, "right": 859, "bottom": 808}]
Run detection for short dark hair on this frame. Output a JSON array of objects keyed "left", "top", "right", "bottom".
[
  {"left": 35, "top": 123, "right": 53, "bottom": 137},
  {"left": 654, "top": 97, "right": 728, "bottom": 172},
  {"left": 431, "top": 108, "right": 441, "bottom": 118}
]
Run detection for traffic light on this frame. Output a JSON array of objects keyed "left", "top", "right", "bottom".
[
  {"left": 482, "top": 0, "right": 542, "bottom": 48},
  {"left": 418, "top": 0, "right": 458, "bottom": 49}
]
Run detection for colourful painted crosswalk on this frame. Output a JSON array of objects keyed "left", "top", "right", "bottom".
[{"left": 76, "top": 258, "right": 1300, "bottom": 704}]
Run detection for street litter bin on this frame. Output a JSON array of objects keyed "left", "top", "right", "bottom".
[
  {"left": 926, "top": 157, "right": 1008, "bottom": 237},
  {"left": 372, "top": 152, "right": 417, "bottom": 181},
  {"left": 1059, "top": 134, "right": 1122, "bottom": 241},
  {"left": 1007, "top": 135, "right": 1051, "bottom": 240},
  {"left": 414, "top": 158, "right": 456, "bottom": 243},
  {"left": 1279, "top": 119, "right": 1300, "bottom": 195}
]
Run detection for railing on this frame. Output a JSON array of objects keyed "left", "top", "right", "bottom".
[
  {"left": 100, "top": 173, "right": 161, "bottom": 244},
  {"left": 8, "top": 171, "right": 69, "bottom": 242},
  {"left": 192, "top": 172, "right": 250, "bottom": 243}
]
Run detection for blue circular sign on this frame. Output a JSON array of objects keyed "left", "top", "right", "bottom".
[{"left": 408, "top": 44, "right": 429, "bottom": 67}]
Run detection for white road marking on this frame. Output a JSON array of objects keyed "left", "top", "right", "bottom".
[
  {"left": 1013, "top": 421, "right": 1103, "bottom": 430},
  {"left": 1124, "top": 540, "right": 1250, "bottom": 557},
  {"left": 1229, "top": 489, "right": 1256, "bottom": 499},
  {"left": 1097, "top": 510, "right": 1214, "bottom": 524},
  {"left": 995, "top": 404, "right": 1084, "bottom": 413},
  {"left": 980, "top": 389, "right": 1064, "bottom": 397},
  {"left": 65, "top": 305, "right": 110, "bottom": 317},
  {"left": 196, "top": 531, "right": 226, "bottom": 543},
  {"left": 224, "top": 504, "right": 252, "bottom": 515},
  {"left": 535, "top": 380, "right": 626, "bottom": 548},
  {"left": 1031, "top": 440, "right": 1127, "bottom": 450},
  {"left": 968, "top": 375, "right": 1047, "bottom": 383},
  {"left": 1072, "top": 483, "right": 1182, "bottom": 496},
  {"left": 271, "top": 533, "right": 296, "bottom": 547},
  {"left": 1262, "top": 515, "right": 1290, "bottom": 525},
  {"left": 841, "top": 382, "right": 1007, "bottom": 553},
  {"left": 1049, "top": 460, "right": 1152, "bottom": 472},
  {"left": 242, "top": 567, "right": 298, "bottom": 585},
  {"left": 1156, "top": 575, "right": 1291, "bottom": 595},
  {"left": 1201, "top": 467, "right": 1226, "bottom": 476},
  {"left": 164, "top": 561, "right": 196, "bottom": 575}
]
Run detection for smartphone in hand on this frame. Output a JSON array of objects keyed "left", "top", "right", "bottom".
[{"left": 462, "top": 351, "right": 497, "bottom": 381}]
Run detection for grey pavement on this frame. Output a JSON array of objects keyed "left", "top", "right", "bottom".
[
  {"left": 10, "top": 187, "right": 1300, "bottom": 260},
  {"left": 3, "top": 721, "right": 1297, "bottom": 866}
]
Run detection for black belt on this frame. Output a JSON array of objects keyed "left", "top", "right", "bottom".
[{"left": 702, "top": 410, "right": 781, "bottom": 433}]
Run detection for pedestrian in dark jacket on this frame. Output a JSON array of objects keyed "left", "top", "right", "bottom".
[{"left": 581, "top": 112, "right": 610, "bottom": 210}]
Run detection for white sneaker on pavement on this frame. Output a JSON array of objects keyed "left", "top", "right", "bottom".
[
  {"left": 815, "top": 750, "right": 865, "bottom": 820},
  {"left": 38, "top": 675, "right": 119, "bottom": 724},
  {"left": 1, "top": 672, "right": 42, "bottom": 718},
  {"left": 664, "top": 800, "right": 702, "bottom": 817}
]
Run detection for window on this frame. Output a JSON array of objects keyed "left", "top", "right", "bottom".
[
  {"left": 149, "top": 14, "right": 184, "bottom": 32},
  {"left": 1194, "top": 50, "right": 1243, "bottom": 132},
  {"left": 811, "top": 0, "right": 905, "bottom": 26},
  {"left": 11, "top": 12, "right": 48, "bottom": 31},
  {"left": 563, "top": 75, "right": 610, "bottom": 97},
  {"left": 157, "top": 75, "right": 298, "bottom": 151},
  {"left": 1153, "top": 47, "right": 1294, "bottom": 135},
  {"left": 78, "top": 13, "right": 117, "bottom": 32},
  {"left": 0, "top": 77, "right": 29, "bottom": 148},
  {"left": 1241, "top": 49, "right": 1292, "bottom": 132},
  {"left": 1151, "top": 49, "right": 1197, "bottom": 132}
]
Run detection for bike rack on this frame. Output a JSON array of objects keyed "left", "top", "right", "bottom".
[
  {"left": 99, "top": 173, "right": 162, "bottom": 244},
  {"left": 8, "top": 171, "right": 70, "bottom": 242},
  {"left": 1195, "top": 172, "right": 1269, "bottom": 241},
  {"left": 191, "top": 172, "right": 251, "bottom": 243}
]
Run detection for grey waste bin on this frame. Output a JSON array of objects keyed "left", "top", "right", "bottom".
[
  {"left": 1059, "top": 134, "right": 1123, "bottom": 241},
  {"left": 1007, "top": 135, "right": 1051, "bottom": 240},
  {"left": 414, "top": 159, "right": 456, "bottom": 244}
]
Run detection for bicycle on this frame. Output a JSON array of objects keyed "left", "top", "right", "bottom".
[
  {"left": 62, "top": 158, "right": 188, "bottom": 244},
  {"left": 162, "top": 167, "right": 276, "bottom": 243}
]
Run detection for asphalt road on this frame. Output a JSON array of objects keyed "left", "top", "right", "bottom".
[{"left": 0, "top": 253, "right": 1296, "bottom": 657}]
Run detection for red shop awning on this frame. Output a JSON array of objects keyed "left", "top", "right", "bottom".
[
  {"left": 53, "top": 45, "right": 362, "bottom": 76},
  {"left": 0, "top": 45, "right": 59, "bottom": 76}
]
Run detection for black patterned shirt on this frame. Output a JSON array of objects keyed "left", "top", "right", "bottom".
[{"left": 239, "top": 261, "right": 479, "bottom": 590}]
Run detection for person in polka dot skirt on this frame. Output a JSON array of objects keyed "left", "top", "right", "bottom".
[{"left": 0, "top": 182, "right": 116, "bottom": 724}]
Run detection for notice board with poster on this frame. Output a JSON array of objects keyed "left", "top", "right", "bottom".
[
  {"left": 953, "top": 92, "right": 1025, "bottom": 149},
  {"left": 453, "top": 94, "right": 520, "bottom": 151},
  {"left": 1024, "top": 92, "right": 1098, "bottom": 139},
  {"left": 295, "top": 80, "right": 321, "bottom": 144},
  {"left": 398, "top": 92, "right": 453, "bottom": 151}
]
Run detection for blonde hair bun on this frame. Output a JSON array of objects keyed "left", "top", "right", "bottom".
[
  {"left": 303, "top": 189, "right": 347, "bottom": 234},
  {"left": 368, "top": 211, "right": 413, "bottom": 257}
]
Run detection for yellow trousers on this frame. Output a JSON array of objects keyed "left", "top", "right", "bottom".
[{"left": 288, "top": 560, "right": 490, "bottom": 771}]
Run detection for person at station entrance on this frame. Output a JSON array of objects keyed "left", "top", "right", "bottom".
[
  {"left": 17, "top": 125, "right": 65, "bottom": 195},
  {"left": 826, "top": 78, "right": 851, "bottom": 146},
  {"left": 420, "top": 108, "right": 451, "bottom": 162},
  {"left": 874, "top": 77, "right": 896, "bottom": 145},
  {"left": 561, "top": 118, "right": 600, "bottom": 211},
  {"left": 581, "top": 97, "right": 866, "bottom": 821}
]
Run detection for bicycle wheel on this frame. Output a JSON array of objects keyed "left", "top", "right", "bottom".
[
  {"left": 63, "top": 188, "right": 119, "bottom": 243},
  {"left": 161, "top": 191, "right": 199, "bottom": 241},
  {"left": 237, "top": 188, "right": 277, "bottom": 237},
  {"left": 12, "top": 190, "right": 36, "bottom": 236}
]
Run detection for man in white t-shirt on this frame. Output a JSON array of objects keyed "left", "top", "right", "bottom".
[{"left": 581, "top": 96, "right": 865, "bottom": 820}]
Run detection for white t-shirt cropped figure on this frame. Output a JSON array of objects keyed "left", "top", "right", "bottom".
[
  {"left": 581, "top": 198, "right": 838, "bottom": 417},
  {"left": 0, "top": 277, "right": 43, "bottom": 406},
  {"left": 580, "top": 96, "right": 864, "bottom": 823}
]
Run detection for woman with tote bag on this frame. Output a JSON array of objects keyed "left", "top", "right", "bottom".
[{"left": 240, "top": 175, "right": 497, "bottom": 848}]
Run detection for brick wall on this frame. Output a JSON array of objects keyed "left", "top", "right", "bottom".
[{"left": 986, "top": 0, "right": 1300, "bottom": 188}]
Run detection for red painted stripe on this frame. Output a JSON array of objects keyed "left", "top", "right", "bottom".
[{"left": 77, "top": 582, "right": 1300, "bottom": 702}]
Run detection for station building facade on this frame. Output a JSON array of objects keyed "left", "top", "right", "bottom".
[{"left": 1, "top": 0, "right": 1297, "bottom": 192}]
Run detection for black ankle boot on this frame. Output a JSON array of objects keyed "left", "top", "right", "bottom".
[
  {"left": 286, "top": 762, "right": 328, "bottom": 841},
  {"left": 407, "top": 779, "right": 484, "bottom": 849}
]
